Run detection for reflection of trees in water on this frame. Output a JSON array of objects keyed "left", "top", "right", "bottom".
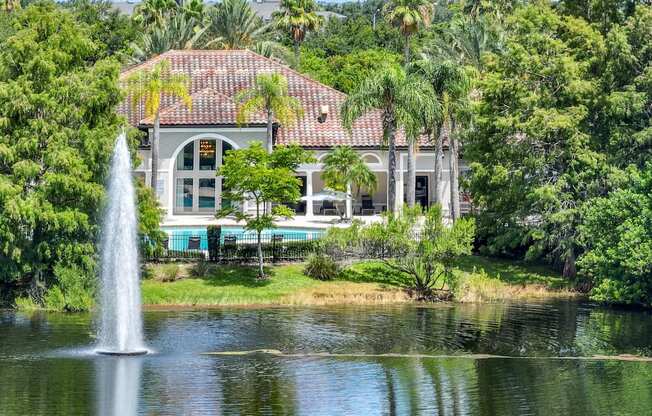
[
  {"left": 216, "top": 356, "right": 298, "bottom": 415},
  {"left": 379, "top": 357, "right": 478, "bottom": 415},
  {"left": 475, "top": 358, "right": 652, "bottom": 415},
  {"left": 0, "top": 358, "right": 94, "bottom": 415}
]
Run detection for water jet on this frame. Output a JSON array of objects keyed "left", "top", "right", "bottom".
[{"left": 96, "top": 132, "right": 147, "bottom": 356}]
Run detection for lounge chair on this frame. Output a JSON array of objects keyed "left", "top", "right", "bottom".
[
  {"left": 320, "top": 200, "right": 338, "bottom": 216},
  {"left": 361, "top": 196, "right": 375, "bottom": 216}
]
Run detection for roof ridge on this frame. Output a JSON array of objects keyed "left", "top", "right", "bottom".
[
  {"left": 240, "top": 49, "right": 348, "bottom": 99},
  {"left": 119, "top": 50, "right": 178, "bottom": 79}
]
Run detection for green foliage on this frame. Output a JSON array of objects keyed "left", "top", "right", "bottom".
[
  {"left": 300, "top": 48, "right": 401, "bottom": 93},
  {"left": 365, "top": 205, "right": 475, "bottom": 299},
  {"left": 205, "top": 0, "right": 286, "bottom": 61},
  {"left": 44, "top": 265, "right": 94, "bottom": 311},
  {"left": 0, "top": 2, "right": 123, "bottom": 308},
  {"left": 159, "top": 263, "right": 180, "bottom": 282},
  {"left": 321, "top": 145, "right": 376, "bottom": 218},
  {"left": 235, "top": 72, "right": 303, "bottom": 134},
  {"left": 335, "top": 205, "right": 475, "bottom": 300},
  {"left": 273, "top": 0, "right": 322, "bottom": 64},
  {"left": 342, "top": 66, "right": 435, "bottom": 212},
  {"left": 64, "top": 0, "right": 140, "bottom": 61},
  {"left": 319, "top": 220, "right": 364, "bottom": 259},
  {"left": 304, "top": 253, "right": 340, "bottom": 281},
  {"left": 217, "top": 142, "right": 312, "bottom": 277},
  {"left": 465, "top": 3, "right": 608, "bottom": 276},
  {"left": 302, "top": 15, "right": 402, "bottom": 57},
  {"left": 190, "top": 259, "right": 211, "bottom": 278},
  {"left": 577, "top": 166, "right": 652, "bottom": 305}
]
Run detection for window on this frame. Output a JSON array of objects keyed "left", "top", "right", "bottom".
[
  {"left": 175, "top": 178, "right": 193, "bottom": 212},
  {"left": 199, "top": 140, "right": 216, "bottom": 170},
  {"left": 198, "top": 178, "right": 215, "bottom": 211},
  {"left": 176, "top": 142, "right": 194, "bottom": 170},
  {"left": 222, "top": 140, "right": 233, "bottom": 164}
]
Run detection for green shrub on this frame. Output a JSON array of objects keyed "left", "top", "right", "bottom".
[
  {"left": 141, "top": 265, "right": 155, "bottom": 280},
  {"left": 51, "top": 265, "right": 95, "bottom": 311},
  {"left": 159, "top": 264, "right": 180, "bottom": 282},
  {"left": 44, "top": 286, "right": 66, "bottom": 311},
  {"left": 14, "top": 296, "right": 40, "bottom": 311},
  {"left": 190, "top": 260, "right": 211, "bottom": 278},
  {"left": 304, "top": 254, "right": 340, "bottom": 281}
]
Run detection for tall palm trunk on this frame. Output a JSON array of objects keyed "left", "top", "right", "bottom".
[
  {"left": 407, "top": 141, "right": 416, "bottom": 207},
  {"left": 151, "top": 111, "right": 160, "bottom": 190},
  {"left": 404, "top": 33, "right": 415, "bottom": 208},
  {"left": 448, "top": 118, "right": 460, "bottom": 221},
  {"left": 265, "top": 108, "right": 274, "bottom": 214},
  {"left": 266, "top": 108, "right": 274, "bottom": 153},
  {"left": 433, "top": 124, "right": 444, "bottom": 206},
  {"left": 293, "top": 40, "right": 300, "bottom": 67},
  {"left": 386, "top": 114, "right": 398, "bottom": 213}
]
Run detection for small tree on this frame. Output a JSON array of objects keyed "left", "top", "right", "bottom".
[
  {"left": 321, "top": 146, "right": 377, "bottom": 218},
  {"left": 217, "top": 142, "right": 312, "bottom": 278},
  {"left": 361, "top": 205, "right": 475, "bottom": 300}
]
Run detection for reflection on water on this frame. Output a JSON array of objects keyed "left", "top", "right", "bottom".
[
  {"left": 96, "top": 358, "right": 142, "bottom": 416},
  {"left": 1, "top": 301, "right": 652, "bottom": 415}
]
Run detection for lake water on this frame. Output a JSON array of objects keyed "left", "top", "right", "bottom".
[{"left": 1, "top": 301, "right": 652, "bottom": 415}]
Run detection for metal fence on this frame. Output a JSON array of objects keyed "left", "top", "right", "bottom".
[{"left": 142, "top": 232, "right": 321, "bottom": 263}]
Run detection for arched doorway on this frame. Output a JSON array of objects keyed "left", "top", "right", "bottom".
[{"left": 169, "top": 134, "right": 238, "bottom": 215}]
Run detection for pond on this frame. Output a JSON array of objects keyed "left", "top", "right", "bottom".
[{"left": 1, "top": 300, "right": 652, "bottom": 415}]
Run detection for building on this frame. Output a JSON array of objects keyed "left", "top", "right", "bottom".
[{"left": 119, "top": 49, "right": 464, "bottom": 225}]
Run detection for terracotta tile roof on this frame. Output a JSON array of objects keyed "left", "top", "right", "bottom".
[{"left": 119, "top": 49, "right": 415, "bottom": 148}]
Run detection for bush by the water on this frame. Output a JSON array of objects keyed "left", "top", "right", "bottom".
[
  {"left": 304, "top": 254, "right": 341, "bottom": 280},
  {"left": 320, "top": 205, "right": 475, "bottom": 301}
]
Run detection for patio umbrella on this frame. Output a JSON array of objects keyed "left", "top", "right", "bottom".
[{"left": 301, "top": 188, "right": 351, "bottom": 201}]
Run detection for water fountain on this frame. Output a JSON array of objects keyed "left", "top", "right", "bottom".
[{"left": 96, "top": 132, "right": 147, "bottom": 356}]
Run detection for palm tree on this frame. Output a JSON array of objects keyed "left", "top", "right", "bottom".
[
  {"left": 273, "top": 0, "right": 322, "bottom": 66},
  {"left": 235, "top": 73, "right": 303, "bottom": 154},
  {"left": 322, "top": 146, "right": 377, "bottom": 218},
  {"left": 410, "top": 58, "right": 471, "bottom": 220},
  {"left": 341, "top": 67, "right": 431, "bottom": 214},
  {"left": 207, "top": 0, "right": 269, "bottom": 49},
  {"left": 134, "top": 0, "right": 178, "bottom": 28},
  {"left": 383, "top": 0, "right": 433, "bottom": 66},
  {"left": 428, "top": 14, "right": 501, "bottom": 72},
  {"left": 204, "top": 0, "right": 288, "bottom": 61},
  {"left": 383, "top": 0, "right": 432, "bottom": 208},
  {"left": 132, "top": 13, "right": 207, "bottom": 62},
  {"left": 124, "top": 59, "right": 192, "bottom": 190}
]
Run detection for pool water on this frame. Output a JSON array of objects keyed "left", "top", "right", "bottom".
[{"left": 162, "top": 226, "right": 324, "bottom": 251}]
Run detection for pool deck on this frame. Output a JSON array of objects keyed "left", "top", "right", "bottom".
[{"left": 162, "top": 214, "right": 383, "bottom": 229}]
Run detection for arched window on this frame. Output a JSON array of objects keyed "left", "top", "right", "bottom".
[{"left": 361, "top": 153, "right": 382, "bottom": 164}]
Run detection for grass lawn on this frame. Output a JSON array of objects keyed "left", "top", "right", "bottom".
[
  {"left": 142, "top": 256, "right": 578, "bottom": 307},
  {"left": 141, "top": 263, "right": 406, "bottom": 307}
]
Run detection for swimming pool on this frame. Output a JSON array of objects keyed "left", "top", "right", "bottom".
[{"left": 161, "top": 226, "right": 324, "bottom": 251}]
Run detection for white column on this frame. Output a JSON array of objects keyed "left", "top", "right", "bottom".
[
  {"left": 346, "top": 183, "right": 352, "bottom": 219},
  {"left": 305, "top": 171, "right": 313, "bottom": 218}
]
